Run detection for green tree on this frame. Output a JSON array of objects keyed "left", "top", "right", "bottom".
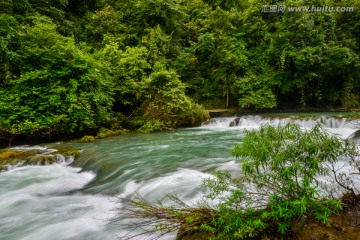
[
  {"left": 138, "top": 64, "right": 205, "bottom": 132},
  {"left": 0, "top": 14, "right": 21, "bottom": 85},
  {"left": 96, "top": 42, "right": 150, "bottom": 108},
  {"left": 233, "top": 68, "right": 278, "bottom": 109},
  {"left": 83, "top": 5, "right": 123, "bottom": 48},
  {"left": 0, "top": 16, "right": 114, "bottom": 141},
  {"left": 2, "top": 0, "right": 360, "bottom": 140}
]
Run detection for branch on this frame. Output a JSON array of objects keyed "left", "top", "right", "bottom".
[{"left": 329, "top": 162, "right": 357, "bottom": 198}]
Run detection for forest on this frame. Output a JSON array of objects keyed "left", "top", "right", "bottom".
[{"left": 1, "top": 0, "right": 359, "bottom": 141}]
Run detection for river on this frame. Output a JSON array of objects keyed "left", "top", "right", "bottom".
[{"left": 0, "top": 115, "right": 358, "bottom": 240}]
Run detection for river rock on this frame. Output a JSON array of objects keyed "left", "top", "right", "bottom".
[
  {"left": 27, "top": 154, "right": 57, "bottom": 165},
  {"left": 349, "top": 129, "right": 360, "bottom": 142},
  {"left": 0, "top": 146, "right": 80, "bottom": 172},
  {"left": 229, "top": 117, "right": 240, "bottom": 127},
  {"left": 202, "top": 119, "right": 217, "bottom": 125}
]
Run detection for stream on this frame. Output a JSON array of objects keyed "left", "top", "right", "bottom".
[{"left": 0, "top": 115, "right": 359, "bottom": 240}]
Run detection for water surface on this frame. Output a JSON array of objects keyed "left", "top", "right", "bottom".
[{"left": 0, "top": 116, "right": 358, "bottom": 240}]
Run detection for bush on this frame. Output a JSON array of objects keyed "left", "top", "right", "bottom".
[
  {"left": 113, "top": 123, "right": 359, "bottom": 239},
  {"left": 200, "top": 123, "right": 358, "bottom": 238},
  {"left": 101, "top": 113, "right": 127, "bottom": 131},
  {"left": 138, "top": 119, "right": 165, "bottom": 133},
  {"left": 177, "top": 103, "right": 210, "bottom": 127},
  {"left": 80, "top": 135, "right": 96, "bottom": 143},
  {"left": 96, "top": 128, "right": 127, "bottom": 139}
]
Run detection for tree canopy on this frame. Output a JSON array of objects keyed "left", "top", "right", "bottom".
[{"left": 1, "top": 0, "right": 359, "bottom": 140}]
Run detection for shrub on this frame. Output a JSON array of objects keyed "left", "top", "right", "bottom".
[
  {"left": 96, "top": 128, "right": 127, "bottom": 139},
  {"left": 200, "top": 123, "right": 357, "bottom": 238},
  {"left": 80, "top": 135, "right": 96, "bottom": 143},
  {"left": 138, "top": 120, "right": 165, "bottom": 133},
  {"left": 177, "top": 103, "right": 210, "bottom": 127}
]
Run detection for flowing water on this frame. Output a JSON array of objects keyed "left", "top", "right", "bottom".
[{"left": 0, "top": 115, "right": 359, "bottom": 240}]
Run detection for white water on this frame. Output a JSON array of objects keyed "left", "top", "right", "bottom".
[
  {"left": 10, "top": 145, "right": 50, "bottom": 151},
  {"left": 0, "top": 115, "right": 359, "bottom": 240},
  {"left": 0, "top": 145, "right": 220, "bottom": 240},
  {"left": 123, "top": 168, "right": 212, "bottom": 205},
  {"left": 201, "top": 115, "right": 350, "bottom": 128},
  {"left": 201, "top": 116, "right": 360, "bottom": 197},
  {"left": 200, "top": 115, "right": 356, "bottom": 139},
  {"left": 0, "top": 163, "right": 120, "bottom": 240}
]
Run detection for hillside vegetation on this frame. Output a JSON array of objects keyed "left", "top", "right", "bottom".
[{"left": 1, "top": 0, "right": 359, "bottom": 141}]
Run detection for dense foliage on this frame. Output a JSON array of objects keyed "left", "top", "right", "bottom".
[
  {"left": 1, "top": 0, "right": 360, "bottom": 140},
  {"left": 115, "top": 123, "right": 359, "bottom": 239}
]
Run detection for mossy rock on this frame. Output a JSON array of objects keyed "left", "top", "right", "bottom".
[
  {"left": 0, "top": 150, "right": 41, "bottom": 161},
  {"left": 26, "top": 154, "right": 57, "bottom": 165},
  {"left": 0, "top": 146, "right": 82, "bottom": 171},
  {"left": 0, "top": 150, "right": 42, "bottom": 171},
  {"left": 56, "top": 146, "right": 82, "bottom": 158}
]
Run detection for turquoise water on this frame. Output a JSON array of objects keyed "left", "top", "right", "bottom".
[
  {"left": 70, "top": 129, "right": 244, "bottom": 196},
  {"left": 0, "top": 116, "right": 358, "bottom": 240},
  {"left": 0, "top": 129, "right": 244, "bottom": 240}
]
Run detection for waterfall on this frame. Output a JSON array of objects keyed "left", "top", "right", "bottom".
[{"left": 200, "top": 115, "right": 351, "bottom": 129}]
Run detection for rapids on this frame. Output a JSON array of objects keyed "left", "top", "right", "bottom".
[{"left": 0, "top": 115, "right": 359, "bottom": 240}]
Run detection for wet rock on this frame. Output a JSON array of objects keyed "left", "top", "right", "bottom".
[
  {"left": 0, "top": 150, "right": 42, "bottom": 171},
  {"left": 56, "top": 146, "right": 81, "bottom": 158},
  {"left": 0, "top": 146, "right": 81, "bottom": 172},
  {"left": 349, "top": 129, "right": 360, "bottom": 142},
  {"left": 27, "top": 154, "right": 57, "bottom": 165},
  {"left": 202, "top": 119, "right": 217, "bottom": 125},
  {"left": 229, "top": 117, "right": 240, "bottom": 127}
]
